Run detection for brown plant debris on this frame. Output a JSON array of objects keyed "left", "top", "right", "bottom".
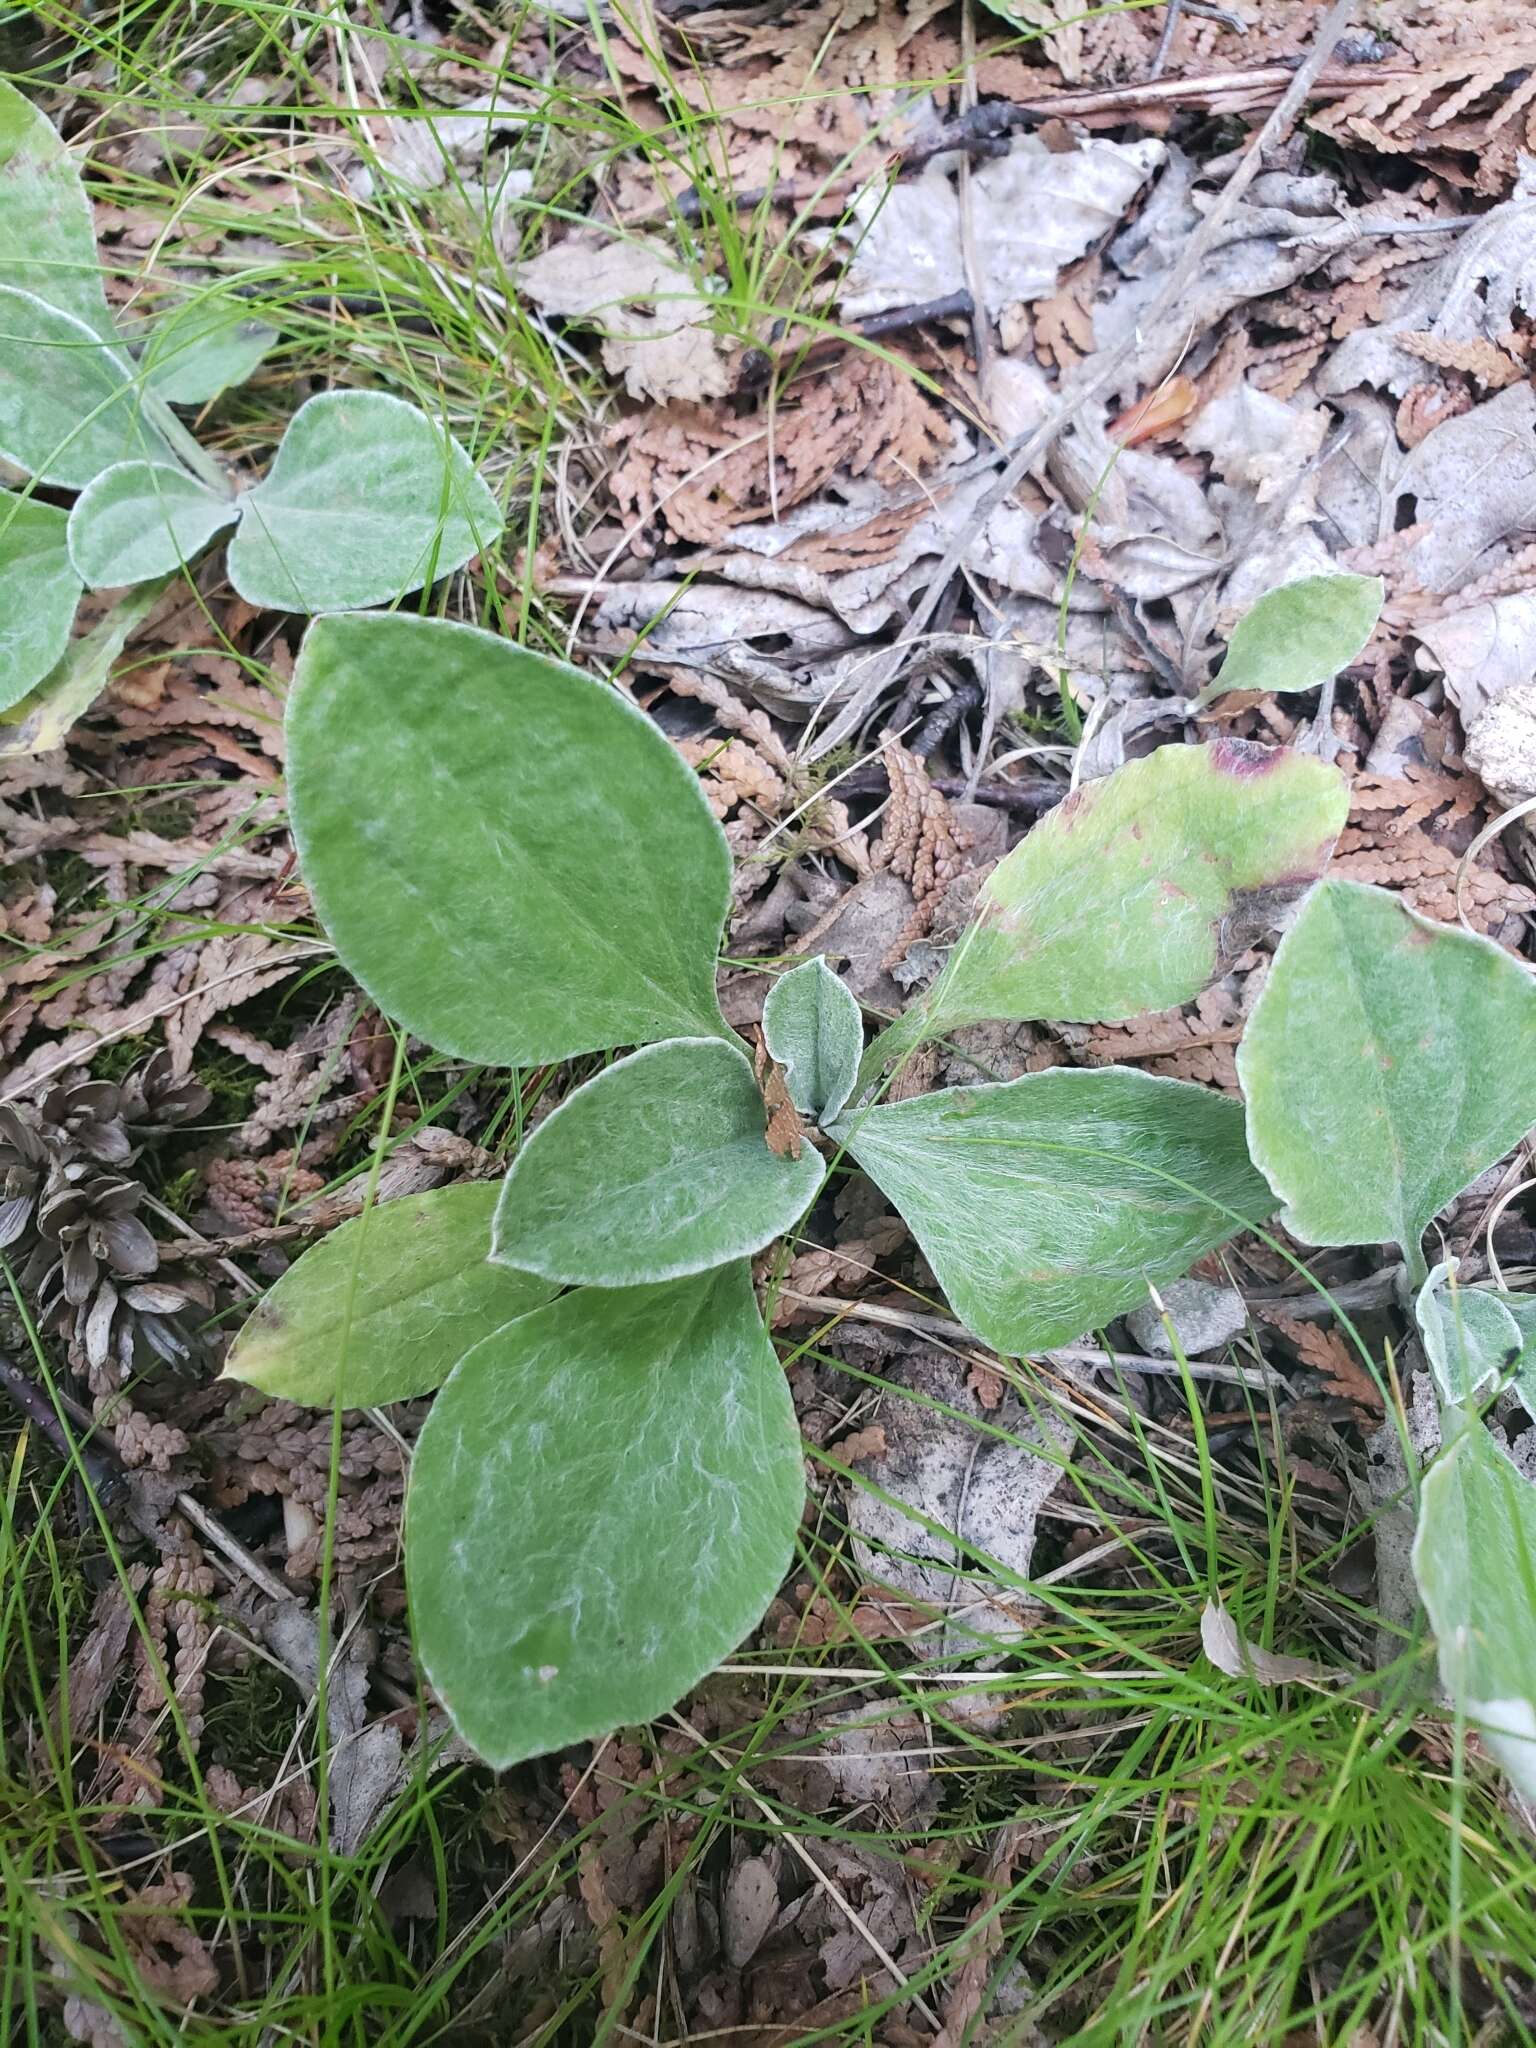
[{"left": 606, "top": 353, "right": 950, "bottom": 547}]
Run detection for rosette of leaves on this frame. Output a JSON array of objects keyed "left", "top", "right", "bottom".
[
  {"left": 1239, "top": 878, "right": 1536, "bottom": 1799},
  {"left": 1, "top": 1057, "right": 209, "bottom": 1377},
  {"left": 223, "top": 607, "right": 1352, "bottom": 1768},
  {"left": 0, "top": 82, "right": 502, "bottom": 741}
]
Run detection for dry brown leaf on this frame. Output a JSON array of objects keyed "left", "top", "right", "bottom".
[
  {"left": 518, "top": 232, "right": 733, "bottom": 405},
  {"left": 1313, "top": 35, "right": 1536, "bottom": 194},
  {"left": 1398, "top": 331, "right": 1525, "bottom": 389},
  {"left": 1256, "top": 1307, "right": 1383, "bottom": 1417},
  {"left": 875, "top": 736, "right": 972, "bottom": 966},
  {"left": 1333, "top": 764, "right": 1536, "bottom": 936},
  {"left": 606, "top": 352, "right": 949, "bottom": 547},
  {"left": 754, "top": 1034, "right": 806, "bottom": 1162}
]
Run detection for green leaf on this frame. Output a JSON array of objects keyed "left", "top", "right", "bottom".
[
  {"left": 67, "top": 460, "right": 237, "bottom": 589},
  {"left": 0, "top": 81, "right": 115, "bottom": 336},
  {"left": 222, "top": 1183, "right": 554, "bottom": 1408},
  {"left": 1486, "top": 1293, "right": 1536, "bottom": 1427},
  {"left": 0, "top": 286, "right": 176, "bottom": 488},
  {"left": 1238, "top": 880, "right": 1536, "bottom": 1261},
  {"left": 762, "top": 956, "right": 862, "bottom": 1126},
  {"left": 832, "top": 1065, "right": 1274, "bottom": 1355},
  {"left": 492, "top": 1037, "right": 823, "bottom": 1287},
  {"left": 288, "top": 611, "right": 734, "bottom": 1065},
  {"left": 0, "top": 577, "right": 165, "bottom": 760},
  {"left": 1415, "top": 1261, "right": 1523, "bottom": 1407},
  {"left": 0, "top": 490, "right": 82, "bottom": 711},
  {"left": 407, "top": 1262, "right": 803, "bottom": 1768},
  {"left": 874, "top": 742, "right": 1348, "bottom": 1072},
  {"left": 141, "top": 292, "right": 276, "bottom": 404},
  {"left": 1201, "top": 573, "right": 1384, "bottom": 703},
  {"left": 225, "top": 390, "right": 502, "bottom": 612},
  {"left": 1413, "top": 1404, "right": 1536, "bottom": 1802}
]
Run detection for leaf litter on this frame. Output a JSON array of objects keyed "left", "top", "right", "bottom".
[{"left": 11, "top": 0, "right": 1536, "bottom": 2037}]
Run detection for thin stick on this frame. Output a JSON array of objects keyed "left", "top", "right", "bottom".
[
  {"left": 782, "top": 1291, "right": 1284, "bottom": 1388},
  {"left": 805, "top": 0, "right": 1361, "bottom": 760}
]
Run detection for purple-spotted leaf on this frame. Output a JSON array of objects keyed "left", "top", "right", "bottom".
[{"left": 871, "top": 741, "right": 1347, "bottom": 1072}]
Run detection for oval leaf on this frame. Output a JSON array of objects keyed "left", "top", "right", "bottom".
[
  {"left": 407, "top": 1262, "right": 803, "bottom": 1768},
  {"left": 493, "top": 1037, "right": 823, "bottom": 1287},
  {"left": 0, "top": 286, "right": 176, "bottom": 488},
  {"left": 1415, "top": 1261, "right": 1523, "bottom": 1408},
  {"left": 0, "top": 578, "right": 163, "bottom": 759},
  {"left": 762, "top": 956, "right": 862, "bottom": 1125},
  {"left": 1202, "top": 572, "right": 1384, "bottom": 702},
  {"left": 68, "top": 460, "right": 237, "bottom": 589},
  {"left": 0, "top": 491, "right": 82, "bottom": 711},
  {"left": 0, "top": 81, "right": 115, "bottom": 336},
  {"left": 878, "top": 741, "right": 1348, "bottom": 1069},
  {"left": 142, "top": 291, "right": 276, "bottom": 404},
  {"left": 1414, "top": 1404, "right": 1536, "bottom": 1802},
  {"left": 833, "top": 1065, "right": 1274, "bottom": 1355},
  {"left": 225, "top": 389, "right": 502, "bottom": 612},
  {"left": 223, "top": 1183, "right": 554, "bottom": 1408},
  {"left": 1238, "top": 880, "right": 1536, "bottom": 1260},
  {"left": 288, "top": 611, "right": 734, "bottom": 1065}
]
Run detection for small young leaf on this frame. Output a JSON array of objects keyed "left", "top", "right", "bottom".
[
  {"left": 1413, "top": 1403, "right": 1536, "bottom": 1803},
  {"left": 1415, "top": 1261, "right": 1523, "bottom": 1408},
  {"left": 833, "top": 1065, "right": 1274, "bottom": 1355},
  {"left": 1201, "top": 573, "right": 1384, "bottom": 702},
  {"left": 0, "top": 81, "right": 115, "bottom": 336},
  {"left": 0, "top": 491, "right": 82, "bottom": 711},
  {"left": 288, "top": 612, "right": 734, "bottom": 1065},
  {"left": 0, "top": 577, "right": 164, "bottom": 760},
  {"left": 875, "top": 741, "right": 1347, "bottom": 1071},
  {"left": 223, "top": 1184, "right": 554, "bottom": 1408},
  {"left": 762, "top": 957, "right": 862, "bottom": 1125},
  {"left": 492, "top": 1037, "right": 823, "bottom": 1288},
  {"left": 225, "top": 390, "right": 502, "bottom": 612},
  {"left": 67, "top": 460, "right": 237, "bottom": 589},
  {"left": 1238, "top": 880, "right": 1536, "bottom": 1261},
  {"left": 0, "top": 287, "right": 176, "bottom": 488},
  {"left": 141, "top": 293, "right": 276, "bottom": 404},
  {"left": 407, "top": 1262, "right": 803, "bottom": 1768}
]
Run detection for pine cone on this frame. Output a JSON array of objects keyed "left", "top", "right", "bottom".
[
  {"left": 0, "top": 1104, "right": 47, "bottom": 1249},
  {"left": 35, "top": 1076, "right": 135, "bottom": 1166},
  {"left": 2, "top": 1056, "right": 205, "bottom": 1380}
]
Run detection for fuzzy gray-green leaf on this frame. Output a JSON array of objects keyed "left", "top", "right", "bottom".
[
  {"left": 223, "top": 1184, "right": 554, "bottom": 1408},
  {"left": 407, "top": 1262, "right": 803, "bottom": 1768},
  {"left": 67, "top": 460, "right": 237, "bottom": 588},
  {"left": 873, "top": 741, "right": 1348, "bottom": 1073},
  {"left": 0, "top": 490, "right": 81, "bottom": 710},
  {"left": 287, "top": 611, "right": 734, "bottom": 1066},
  {"left": 1202, "top": 573, "right": 1384, "bottom": 702},
  {"left": 0, "top": 81, "right": 115, "bottom": 336},
  {"left": 142, "top": 291, "right": 276, "bottom": 404},
  {"left": 834, "top": 1065, "right": 1274, "bottom": 1355},
  {"left": 762, "top": 957, "right": 862, "bottom": 1125},
  {"left": 492, "top": 1037, "right": 823, "bottom": 1287},
  {"left": 1415, "top": 1262, "right": 1523, "bottom": 1408},
  {"left": 225, "top": 390, "right": 502, "bottom": 612},
  {"left": 0, "top": 287, "right": 176, "bottom": 488},
  {"left": 1414, "top": 1404, "right": 1536, "bottom": 1803},
  {"left": 1238, "top": 880, "right": 1536, "bottom": 1260}
]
